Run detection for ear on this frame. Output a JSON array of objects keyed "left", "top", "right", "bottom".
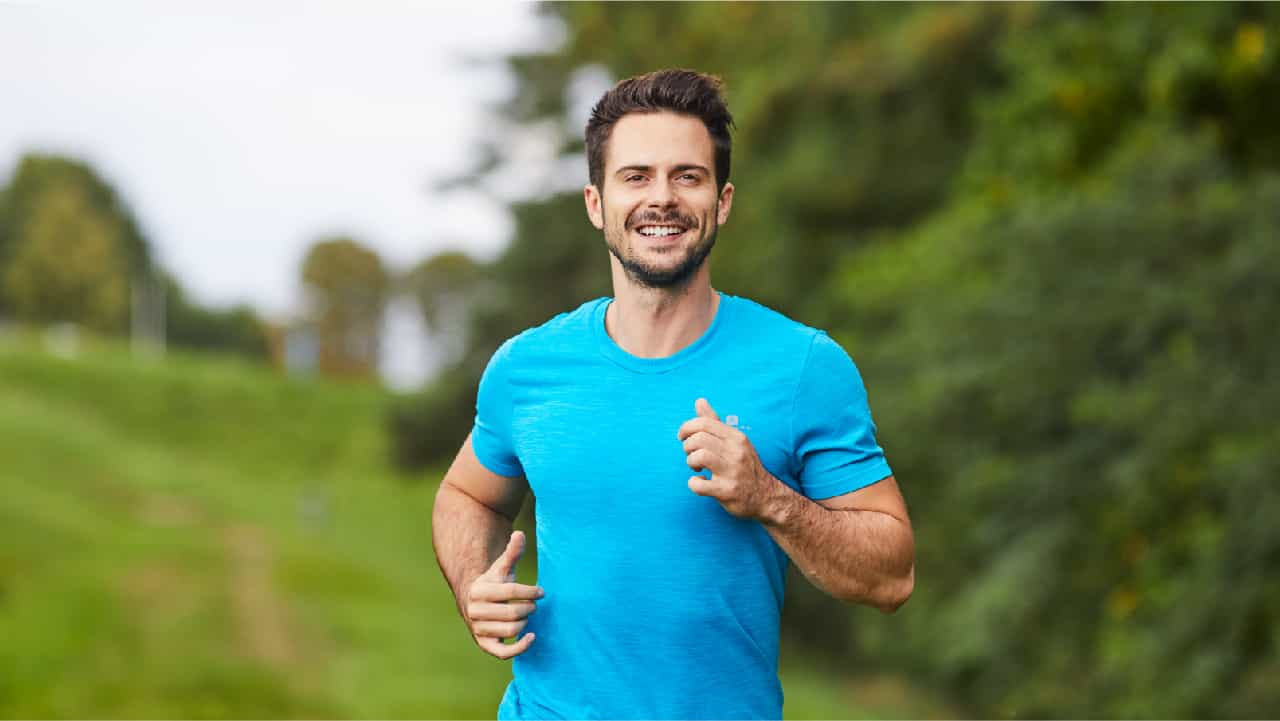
[
  {"left": 716, "top": 182, "right": 735, "bottom": 226},
  {"left": 584, "top": 184, "right": 605, "bottom": 230}
]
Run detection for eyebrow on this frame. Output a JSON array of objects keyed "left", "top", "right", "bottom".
[{"left": 614, "top": 164, "right": 711, "bottom": 176}]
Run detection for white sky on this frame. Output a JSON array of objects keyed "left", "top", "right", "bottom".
[{"left": 0, "top": 1, "right": 567, "bottom": 386}]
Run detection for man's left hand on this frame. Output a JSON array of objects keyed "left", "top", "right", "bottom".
[{"left": 677, "top": 398, "right": 784, "bottom": 522}]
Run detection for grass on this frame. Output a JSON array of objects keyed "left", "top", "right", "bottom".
[{"left": 0, "top": 331, "right": 938, "bottom": 718}]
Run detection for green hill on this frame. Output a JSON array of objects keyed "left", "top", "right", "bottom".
[{"left": 0, "top": 334, "right": 935, "bottom": 719}]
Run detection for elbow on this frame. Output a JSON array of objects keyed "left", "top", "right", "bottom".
[
  {"left": 876, "top": 565, "right": 914, "bottom": 615},
  {"left": 831, "top": 565, "right": 914, "bottom": 613}
]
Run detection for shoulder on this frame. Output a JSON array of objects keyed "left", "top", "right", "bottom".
[
  {"left": 724, "top": 294, "right": 864, "bottom": 382},
  {"left": 490, "top": 297, "right": 609, "bottom": 367},
  {"left": 723, "top": 293, "right": 832, "bottom": 357}
]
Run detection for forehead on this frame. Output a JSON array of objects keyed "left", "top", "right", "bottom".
[{"left": 605, "top": 111, "right": 714, "bottom": 171}]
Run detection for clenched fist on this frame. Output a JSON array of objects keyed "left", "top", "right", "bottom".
[
  {"left": 462, "top": 530, "right": 544, "bottom": 659},
  {"left": 677, "top": 398, "right": 785, "bottom": 522}
]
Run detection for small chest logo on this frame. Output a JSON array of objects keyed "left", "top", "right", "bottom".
[{"left": 725, "top": 414, "right": 751, "bottom": 431}]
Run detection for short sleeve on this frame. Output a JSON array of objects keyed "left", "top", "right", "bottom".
[
  {"left": 471, "top": 339, "right": 524, "bottom": 478},
  {"left": 792, "top": 332, "right": 892, "bottom": 499}
]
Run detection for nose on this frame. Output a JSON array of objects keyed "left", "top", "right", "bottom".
[{"left": 645, "top": 176, "right": 677, "bottom": 208}]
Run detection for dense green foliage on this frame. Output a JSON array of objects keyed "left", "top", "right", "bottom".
[
  {"left": 0, "top": 335, "right": 939, "bottom": 718},
  {"left": 393, "top": 3, "right": 1280, "bottom": 717}
]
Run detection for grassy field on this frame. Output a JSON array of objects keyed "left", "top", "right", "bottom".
[{"left": 0, "top": 333, "right": 940, "bottom": 719}]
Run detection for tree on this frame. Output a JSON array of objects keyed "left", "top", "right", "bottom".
[
  {"left": 2, "top": 178, "right": 131, "bottom": 331},
  {"left": 0, "top": 154, "right": 152, "bottom": 331},
  {"left": 402, "top": 250, "right": 484, "bottom": 365},
  {"left": 301, "top": 236, "right": 389, "bottom": 378}
]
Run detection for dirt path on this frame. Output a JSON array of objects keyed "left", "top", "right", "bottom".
[
  {"left": 128, "top": 491, "right": 316, "bottom": 679},
  {"left": 222, "top": 524, "right": 298, "bottom": 669}
]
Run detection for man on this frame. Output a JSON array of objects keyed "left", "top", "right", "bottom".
[{"left": 432, "top": 69, "right": 914, "bottom": 720}]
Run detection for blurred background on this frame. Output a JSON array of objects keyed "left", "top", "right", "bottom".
[{"left": 1, "top": 2, "right": 1277, "bottom": 718}]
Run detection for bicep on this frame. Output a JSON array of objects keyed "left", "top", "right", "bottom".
[
  {"left": 441, "top": 432, "right": 529, "bottom": 522},
  {"left": 817, "top": 474, "right": 910, "bottom": 528}
]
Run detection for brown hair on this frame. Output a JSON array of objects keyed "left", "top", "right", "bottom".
[{"left": 586, "top": 69, "right": 734, "bottom": 191}]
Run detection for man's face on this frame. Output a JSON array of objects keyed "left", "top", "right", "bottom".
[{"left": 585, "top": 112, "right": 734, "bottom": 289}]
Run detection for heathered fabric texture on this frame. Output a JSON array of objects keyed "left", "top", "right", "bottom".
[{"left": 472, "top": 292, "right": 892, "bottom": 720}]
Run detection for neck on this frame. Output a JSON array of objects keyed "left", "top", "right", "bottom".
[{"left": 605, "top": 260, "right": 720, "bottom": 358}]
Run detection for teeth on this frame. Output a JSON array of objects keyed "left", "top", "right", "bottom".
[{"left": 638, "top": 226, "right": 684, "bottom": 237}]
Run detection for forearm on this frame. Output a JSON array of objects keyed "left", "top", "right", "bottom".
[
  {"left": 760, "top": 481, "right": 914, "bottom": 612},
  {"left": 432, "top": 480, "right": 515, "bottom": 614}
]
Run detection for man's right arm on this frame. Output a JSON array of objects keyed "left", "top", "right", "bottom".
[{"left": 432, "top": 432, "right": 543, "bottom": 659}]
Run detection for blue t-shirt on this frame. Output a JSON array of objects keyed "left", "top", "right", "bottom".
[{"left": 472, "top": 292, "right": 891, "bottom": 720}]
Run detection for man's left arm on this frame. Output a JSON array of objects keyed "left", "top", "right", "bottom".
[
  {"left": 757, "top": 474, "right": 914, "bottom": 613},
  {"left": 679, "top": 398, "right": 914, "bottom": 613}
]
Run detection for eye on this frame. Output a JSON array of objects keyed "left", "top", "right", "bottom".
[
  {"left": 677, "top": 173, "right": 700, "bottom": 183},
  {"left": 625, "top": 174, "right": 646, "bottom": 183}
]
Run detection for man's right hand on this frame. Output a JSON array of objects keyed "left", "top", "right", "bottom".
[{"left": 462, "top": 530, "right": 544, "bottom": 659}]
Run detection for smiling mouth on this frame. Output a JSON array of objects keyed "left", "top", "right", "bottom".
[{"left": 634, "top": 224, "right": 688, "bottom": 241}]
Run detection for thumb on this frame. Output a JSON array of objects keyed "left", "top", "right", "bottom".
[
  {"left": 695, "top": 397, "right": 721, "bottom": 422},
  {"left": 488, "top": 530, "right": 525, "bottom": 581}
]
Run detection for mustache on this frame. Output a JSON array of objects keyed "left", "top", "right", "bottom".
[{"left": 625, "top": 209, "right": 699, "bottom": 231}]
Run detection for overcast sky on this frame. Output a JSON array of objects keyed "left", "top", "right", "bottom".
[{"left": 0, "top": 1, "right": 570, "bottom": 385}]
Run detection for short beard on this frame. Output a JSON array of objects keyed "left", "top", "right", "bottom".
[
  {"left": 605, "top": 208, "right": 718, "bottom": 290},
  {"left": 608, "top": 229, "right": 717, "bottom": 289}
]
